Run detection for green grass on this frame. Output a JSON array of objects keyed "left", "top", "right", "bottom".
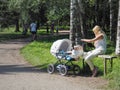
[
  {"left": 21, "top": 41, "right": 56, "bottom": 69},
  {"left": 0, "top": 27, "right": 30, "bottom": 41},
  {"left": 106, "top": 57, "right": 120, "bottom": 90}
]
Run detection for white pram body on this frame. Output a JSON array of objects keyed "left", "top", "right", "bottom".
[
  {"left": 50, "top": 39, "right": 83, "bottom": 60},
  {"left": 50, "top": 39, "right": 72, "bottom": 58}
]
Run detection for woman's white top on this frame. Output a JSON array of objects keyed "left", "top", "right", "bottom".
[{"left": 94, "top": 34, "right": 107, "bottom": 53}]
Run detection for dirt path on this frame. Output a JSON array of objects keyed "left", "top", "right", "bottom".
[{"left": 0, "top": 38, "right": 108, "bottom": 90}]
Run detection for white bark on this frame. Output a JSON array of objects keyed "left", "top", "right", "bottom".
[
  {"left": 70, "top": 0, "right": 83, "bottom": 46},
  {"left": 115, "top": 0, "right": 120, "bottom": 55},
  {"left": 70, "top": 0, "right": 76, "bottom": 46},
  {"left": 109, "top": 0, "right": 113, "bottom": 41}
]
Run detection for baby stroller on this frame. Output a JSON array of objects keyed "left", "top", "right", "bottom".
[{"left": 47, "top": 39, "right": 82, "bottom": 76}]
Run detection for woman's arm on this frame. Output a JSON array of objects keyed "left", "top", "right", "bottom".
[
  {"left": 81, "top": 39, "right": 92, "bottom": 43},
  {"left": 81, "top": 34, "right": 104, "bottom": 43}
]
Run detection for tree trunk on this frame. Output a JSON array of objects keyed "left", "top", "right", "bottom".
[
  {"left": 70, "top": 0, "right": 76, "bottom": 47},
  {"left": 76, "top": 0, "right": 84, "bottom": 45},
  {"left": 15, "top": 18, "right": 20, "bottom": 32},
  {"left": 115, "top": 0, "right": 120, "bottom": 55},
  {"left": 95, "top": 0, "right": 99, "bottom": 25},
  {"left": 109, "top": 0, "right": 118, "bottom": 42},
  {"left": 22, "top": 20, "right": 28, "bottom": 35},
  {"left": 70, "top": 0, "right": 83, "bottom": 47},
  {"left": 109, "top": 0, "right": 114, "bottom": 41}
]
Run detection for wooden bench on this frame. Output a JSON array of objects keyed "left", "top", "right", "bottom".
[{"left": 98, "top": 55, "right": 117, "bottom": 76}]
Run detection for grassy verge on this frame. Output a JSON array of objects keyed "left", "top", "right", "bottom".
[{"left": 21, "top": 41, "right": 55, "bottom": 69}]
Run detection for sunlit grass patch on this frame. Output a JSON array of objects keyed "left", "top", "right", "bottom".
[{"left": 21, "top": 41, "right": 56, "bottom": 69}]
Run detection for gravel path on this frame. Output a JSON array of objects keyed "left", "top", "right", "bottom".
[{"left": 0, "top": 38, "right": 108, "bottom": 90}]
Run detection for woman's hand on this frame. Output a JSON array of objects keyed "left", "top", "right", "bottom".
[{"left": 81, "top": 39, "right": 85, "bottom": 41}]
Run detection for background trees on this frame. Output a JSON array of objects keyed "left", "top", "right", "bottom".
[
  {"left": 8, "top": 0, "right": 45, "bottom": 32},
  {"left": 0, "top": 0, "right": 12, "bottom": 28},
  {"left": 0, "top": 0, "right": 119, "bottom": 54},
  {"left": 46, "top": 0, "right": 70, "bottom": 24}
]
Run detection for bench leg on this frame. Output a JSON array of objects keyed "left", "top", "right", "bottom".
[
  {"left": 110, "top": 58, "right": 113, "bottom": 70},
  {"left": 104, "top": 58, "right": 107, "bottom": 76}
]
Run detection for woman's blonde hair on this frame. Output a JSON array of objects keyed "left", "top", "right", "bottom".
[{"left": 92, "top": 25, "right": 105, "bottom": 35}]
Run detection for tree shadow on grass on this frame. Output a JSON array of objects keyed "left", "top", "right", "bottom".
[{"left": 0, "top": 33, "right": 30, "bottom": 42}]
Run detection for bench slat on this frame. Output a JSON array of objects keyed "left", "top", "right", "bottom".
[{"left": 98, "top": 55, "right": 117, "bottom": 59}]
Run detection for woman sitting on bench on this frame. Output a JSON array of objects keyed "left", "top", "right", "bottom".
[{"left": 81, "top": 25, "right": 107, "bottom": 77}]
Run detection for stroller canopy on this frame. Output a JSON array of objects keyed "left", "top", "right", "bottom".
[{"left": 50, "top": 39, "right": 72, "bottom": 56}]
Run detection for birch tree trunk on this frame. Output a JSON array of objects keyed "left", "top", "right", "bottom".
[
  {"left": 70, "top": 0, "right": 84, "bottom": 47},
  {"left": 115, "top": 0, "right": 120, "bottom": 55},
  {"left": 75, "top": 0, "right": 84, "bottom": 45},
  {"left": 70, "top": 0, "right": 76, "bottom": 46},
  {"left": 109, "top": 0, "right": 114, "bottom": 41},
  {"left": 109, "top": 0, "right": 119, "bottom": 42}
]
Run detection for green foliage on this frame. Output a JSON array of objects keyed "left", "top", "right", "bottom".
[
  {"left": 84, "top": 0, "right": 95, "bottom": 6},
  {"left": 8, "top": 0, "right": 44, "bottom": 24},
  {"left": 0, "top": 0, "right": 13, "bottom": 27},
  {"left": 106, "top": 40, "right": 115, "bottom": 54},
  {"left": 46, "top": 0, "right": 70, "bottom": 23},
  {"left": 8, "top": 0, "right": 42, "bottom": 11}
]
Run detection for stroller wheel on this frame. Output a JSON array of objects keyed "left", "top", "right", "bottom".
[
  {"left": 73, "top": 65, "right": 80, "bottom": 75},
  {"left": 47, "top": 64, "right": 55, "bottom": 74},
  {"left": 59, "top": 65, "right": 67, "bottom": 76}
]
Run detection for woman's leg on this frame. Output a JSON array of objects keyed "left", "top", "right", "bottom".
[
  {"left": 84, "top": 51, "right": 95, "bottom": 71},
  {"left": 84, "top": 49, "right": 103, "bottom": 76}
]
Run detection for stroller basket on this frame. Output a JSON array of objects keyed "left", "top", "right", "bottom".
[{"left": 56, "top": 50, "right": 68, "bottom": 60}]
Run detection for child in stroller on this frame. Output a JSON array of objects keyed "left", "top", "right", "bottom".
[
  {"left": 66, "top": 45, "right": 83, "bottom": 61},
  {"left": 47, "top": 39, "right": 84, "bottom": 76}
]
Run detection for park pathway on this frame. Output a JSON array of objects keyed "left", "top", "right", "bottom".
[{"left": 0, "top": 38, "right": 108, "bottom": 90}]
